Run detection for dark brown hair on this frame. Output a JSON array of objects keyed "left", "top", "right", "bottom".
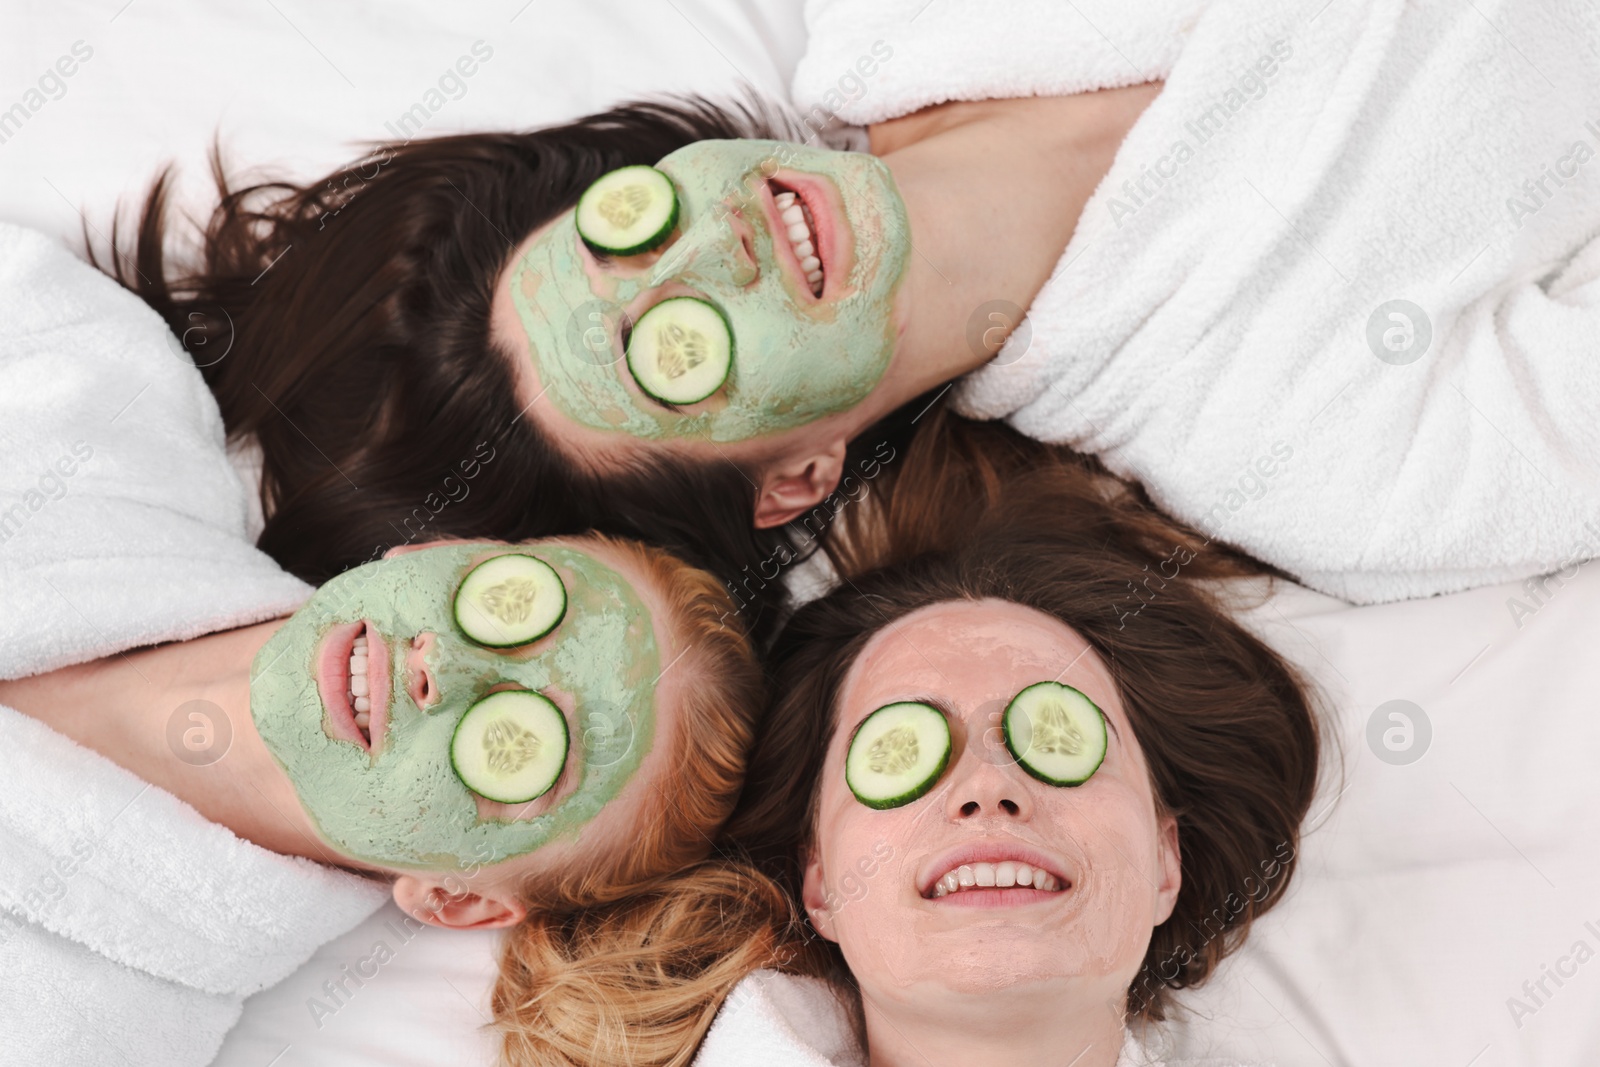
[{"left": 93, "top": 96, "right": 850, "bottom": 642}]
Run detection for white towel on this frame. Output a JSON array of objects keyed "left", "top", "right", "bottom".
[
  {"left": 0, "top": 704, "right": 389, "bottom": 1067},
  {"left": 0, "top": 221, "right": 312, "bottom": 680},
  {"left": 0, "top": 222, "right": 389, "bottom": 1064},
  {"left": 795, "top": 0, "right": 1600, "bottom": 605},
  {"left": 694, "top": 969, "right": 1260, "bottom": 1067}
]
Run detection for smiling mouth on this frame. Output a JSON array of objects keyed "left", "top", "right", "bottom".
[
  {"left": 766, "top": 179, "right": 826, "bottom": 298},
  {"left": 921, "top": 845, "right": 1074, "bottom": 906},
  {"left": 928, "top": 860, "right": 1065, "bottom": 898},
  {"left": 316, "top": 621, "right": 391, "bottom": 754}
]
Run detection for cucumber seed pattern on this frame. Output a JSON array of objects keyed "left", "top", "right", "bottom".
[
  {"left": 868, "top": 724, "right": 920, "bottom": 775},
  {"left": 655, "top": 321, "right": 709, "bottom": 380},
  {"left": 597, "top": 183, "right": 652, "bottom": 229},
  {"left": 1031, "top": 698, "right": 1086, "bottom": 756},
  {"left": 479, "top": 576, "right": 540, "bottom": 625},
  {"left": 483, "top": 716, "right": 542, "bottom": 776}
]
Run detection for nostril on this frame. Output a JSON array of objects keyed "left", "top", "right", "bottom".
[
  {"left": 960, "top": 801, "right": 979, "bottom": 817},
  {"left": 408, "top": 633, "right": 440, "bottom": 709},
  {"left": 999, "top": 799, "right": 1020, "bottom": 815}
]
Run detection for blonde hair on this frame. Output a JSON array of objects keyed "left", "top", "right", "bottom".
[{"left": 493, "top": 537, "right": 807, "bottom": 1066}]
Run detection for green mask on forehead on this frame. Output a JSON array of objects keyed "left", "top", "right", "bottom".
[
  {"left": 250, "top": 543, "right": 658, "bottom": 869},
  {"left": 506, "top": 139, "right": 912, "bottom": 443}
]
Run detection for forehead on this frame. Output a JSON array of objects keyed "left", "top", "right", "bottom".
[{"left": 839, "top": 599, "right": 1123, "bottom": 722}]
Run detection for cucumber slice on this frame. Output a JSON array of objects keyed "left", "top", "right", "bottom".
[
  {"left": 1003, "top": 681, "right": 1107, "bottom": 786},
  {"left": 625, "top": 297, "right": 733, "bottom": 405},
  {"left": 450, "top": 690, "right": 568, "bottom": 804},
  {"left": 453, "top": 554, "right": 566, "bottom": 648},
  {"left": 845, "top": 701, "right": 951, "bottom": 810},
  {"left": 576, "top": 166, "right": 679, "bottom": 256}
]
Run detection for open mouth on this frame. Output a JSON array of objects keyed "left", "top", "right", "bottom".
[
  {"left": 765, "top": 177, "right": 830, "bottom": 299},
  {"left": 316, "top": 621, "right": 390, "bottom": 754},
  {"left": 921, "top": 845, "right": 1072, "bottom": 905}
]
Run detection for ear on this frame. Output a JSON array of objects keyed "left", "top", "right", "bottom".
[
  {"left": 391, "top": 875, "right": 527, "bottom": 931},
  {"left": 1153, "top": 814, "right": 1182, "bottom": 926},
  {"left": 800, "top": 848, "right": 839, "bottom": 942},
  {"left": 753, "top": 441, "right": 848, "bottom": 529},
  {"left": 383, "top": 537, "right": 499, "bottom": 560}
]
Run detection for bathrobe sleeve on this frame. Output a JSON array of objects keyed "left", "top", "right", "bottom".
[{"left": 0, "top": 222, "right": 311, "bottom": 679}]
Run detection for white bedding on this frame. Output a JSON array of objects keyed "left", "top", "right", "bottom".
[{"left": 6, "top": 3, "right": 1595, "bottom": 1065}]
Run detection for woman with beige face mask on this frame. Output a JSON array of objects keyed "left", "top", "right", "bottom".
[{"left": 486, "top": 471, "right": 1322, "bottom": 1067}]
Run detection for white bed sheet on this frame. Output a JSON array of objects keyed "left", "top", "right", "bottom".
[
  {"left": 0, "top": 0, "right": 805, "bottom": 249},
  {"left": 1167, "top": 571, "right": 1600, "bottom": 1067},
  {"left": 7, "top": 3, "right": 1596, "bottom": 1064}
]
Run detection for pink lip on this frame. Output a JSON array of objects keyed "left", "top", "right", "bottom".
[
  {"left": 917, "top": 840, "right": 1075, "bottom": 901},
  {"left": 761, "top": 170, "right": 849, "bottom": 303},
  {"left": 315, "top": 620, "right": 390, "bottom": 755}
]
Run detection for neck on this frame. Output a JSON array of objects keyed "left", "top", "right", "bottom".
[
  {"left": 0, "top": 620, "right": 341, "bottom": 865},
  {"left": 860, "top": 983, "right": 1128, "bottom": 1067},
  {"left": 859, "top": 84, "right": 1162, "bottom": 424}
]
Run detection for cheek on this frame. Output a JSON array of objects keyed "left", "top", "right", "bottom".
[{"left": 1041, "top": 790, "right": 1165, "bottom": 978}]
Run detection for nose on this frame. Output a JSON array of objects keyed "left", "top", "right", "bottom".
[
  {"left": 647, "top": 203, "right": 758, "bottom": 290},
  {"left": 406, "top": 633, "right": 440, "bottom": 709},
  {"left": 942, "top": 740, "right": 1034, "bottom": 822}
]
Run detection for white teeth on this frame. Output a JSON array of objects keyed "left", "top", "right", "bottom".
[
  {"left": 928, "top": 860, "right": 1064, "bottom": 897},
  {"left": 355, "top": 711, "right": 370, "bottom": 728},
  {"left": 352, "top": 636, "right": 367, "bottom": 650},
  {"left": 353, "top": 696, "right": 370, "bottom": 713},
  {"left": 772, "top": 186, "right": 823, "bottom": 295},
  {"left": 350, "top": 673, "right": 368, "bottom": 697}
]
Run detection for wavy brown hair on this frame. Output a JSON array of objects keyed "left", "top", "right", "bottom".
[
  {"left": 491, "top": 418, "right": 1323, "bottom": 1065},
  {"left": 91, "top": 96, "right": 886, "bottom": 643},
  {"left": 732, "top": 471, "right": 1324, "bottom": 1022}
]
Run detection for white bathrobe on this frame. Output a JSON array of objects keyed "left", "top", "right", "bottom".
[
  {"left": 694, "top": 969, "right": 1259, "bottom": 1067},
  {"left": 0, "top": 222, "right": 389, "bottom": 1066},
  {"left": 793, "top": 0, "right": 1600, "bottom": 605}
]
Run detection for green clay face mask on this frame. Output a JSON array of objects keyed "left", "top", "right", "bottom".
[
  {"left": 506, "top": 139, "right": 912, "bottom": 443},
  {"left": 250, "top": 542, "right": 659, "bottom": 869}
]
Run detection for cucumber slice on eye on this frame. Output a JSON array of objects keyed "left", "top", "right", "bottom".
[
  {"left": 453, "top": 554, "right": 566, "bottom": 648},
  {"left": 450, "top": 690, "right": 569, "bottom": 804},
  {"left": 1003, "top": 681, "right": 1107, "bottom": 786},
  {"left": 845, "top": 701, "right": 952, "bottom": 810},
  {"left": 575, "top": 165, "right": 679, "bottom": 256},
  {"left": 625, "top": 297, "right": 733, "bottom": 405}
]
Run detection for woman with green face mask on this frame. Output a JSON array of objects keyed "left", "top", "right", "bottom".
[
  {"left": 96, "top": 85, "right": 1153, "bottom": 632},
  {"left": 103, "top": 0, "right": 1600, "bottom": 619},
  {"left": 0, "top": 535, "right": 763, "bottom": 1064}
]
